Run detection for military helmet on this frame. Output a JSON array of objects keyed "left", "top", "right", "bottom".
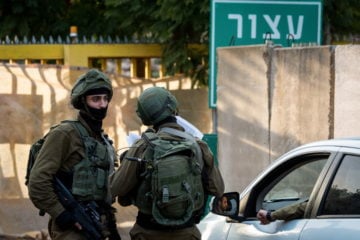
[
  {"left": 71, "top": 69, "right": 113, "bottom": 109},
  {"left": 136, "top": 87, "right": 178, "bottom": 126}
]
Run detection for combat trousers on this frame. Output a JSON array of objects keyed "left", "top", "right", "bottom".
[{"left": 129, "top": 223, "right": 201, "bottom": 240}]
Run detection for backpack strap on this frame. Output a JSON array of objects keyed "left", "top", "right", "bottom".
[
  {"left": 159, "top": 127, "right": 204, "bottom": 169},
  {"left": 61, "top": 120, "right": 94, "bottom": 158},
  {"left": 61, "top": 120, "right": 89, "bottom": 138},
  {"left": 159, "top": 127, "right": 193, "bottom": 140},
  {"left": 142, "top": 131, "right": 157, "bottom": 149},
  {"left": 141, "top": 131, "right": 157, "bottom": 166}
]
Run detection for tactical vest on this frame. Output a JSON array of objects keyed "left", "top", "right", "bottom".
[{"left": 65, "top": 120, "right": 115, "bottom": 202}]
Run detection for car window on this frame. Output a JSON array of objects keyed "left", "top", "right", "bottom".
[
  {"left": 321, "top": 155, "right": 360, "bottom": 215},
  {"left": 261, "top": 157, "right": 327, "bottom": 211}
]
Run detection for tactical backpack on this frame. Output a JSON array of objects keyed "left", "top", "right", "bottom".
[
  {"left": 25, "top": 123, "right": 60, "bottom": 186},
  {"left": 137, "top": 127, "right": 204, "bottom": 226}
]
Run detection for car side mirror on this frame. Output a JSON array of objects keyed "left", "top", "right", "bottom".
[{"left": 211, "top": 192, "right": 240, "bottom": 217}]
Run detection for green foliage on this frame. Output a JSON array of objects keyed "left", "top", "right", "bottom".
[
  {"left": 0, "top": 0, "right": 116, "bottom": 39},
  {"left": 0, "top": 0, "right": 68, "bottom": 38},
  {"left": 324, "top": 0, "right": 360, "bottom": 34},
  {"left": 104, "top": 0, "right": 210, "bottom": 87},
  {"left": 104, "top": 0, "right": 158, "bottom": 39}
]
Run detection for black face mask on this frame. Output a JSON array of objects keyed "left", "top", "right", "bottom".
[{"left": 87, "top": 106, "right": 108, "bottom": 120}]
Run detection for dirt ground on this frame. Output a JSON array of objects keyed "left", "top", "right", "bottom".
[{"left": 0, "top": 199, "right": 137, "bottom": 240}]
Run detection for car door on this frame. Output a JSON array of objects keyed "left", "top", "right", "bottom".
[
  {"left": 300, "top": 149, "right": 360, "bottom": 240},
  {"left": 228, "top": 151, "right": 334, "bottom": 240}
]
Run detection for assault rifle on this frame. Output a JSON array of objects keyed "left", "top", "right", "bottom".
[{"left": 54, "top": 177, "right": 103, "bottom": 240}]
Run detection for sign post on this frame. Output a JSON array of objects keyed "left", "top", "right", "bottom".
[{"left": 209, "top": 0, "right": 323, "bottom": 108}]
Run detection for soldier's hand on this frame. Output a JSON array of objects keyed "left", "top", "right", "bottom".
[
  {"left": 55, "top": 210, "right": 81, "bottom": 230},
  {"left": 257, "top": 209, "right": 270, "bottom": 225}
]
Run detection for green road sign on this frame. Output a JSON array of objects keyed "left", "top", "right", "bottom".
[{"left": 209, "top": 0, "right": 323, "bottom": 108}]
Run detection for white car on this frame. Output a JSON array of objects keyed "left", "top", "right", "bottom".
[{"left": 199, "top": 138, "right": 360, "bottom": 240}]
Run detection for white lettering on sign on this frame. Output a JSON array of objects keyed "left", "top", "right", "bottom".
[
  {"left": 262, "top": 15, "right": 281, "bottom": 39},
  {"left": 248, "top": 14, "right": 257, "bottom": 39},
  {"left": 228, "top": 14, "right": 243, "bottom": 38},
  {"left": 228, "top": 14, "right": 304, "bottom": 40},
  {"left": 287, "top": 15, "right": 304, "bottom": 39}
]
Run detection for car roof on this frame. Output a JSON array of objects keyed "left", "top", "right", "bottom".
[
  {"left": 278, "top": 137, "right": 360, "bottom": 164},
  {"left": 289, "top": 137, "right": 360, "bottom": 152}
]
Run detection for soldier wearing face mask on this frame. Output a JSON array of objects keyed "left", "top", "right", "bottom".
[{"left": 28, "top": 69, "right": 121, "bottom": 240}]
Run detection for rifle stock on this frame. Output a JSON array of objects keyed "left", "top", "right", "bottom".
[{"left": 54, "top": 177, "right": 103, "bottom": 240}]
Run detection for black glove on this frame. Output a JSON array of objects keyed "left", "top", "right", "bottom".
[{"left": 55, "top": 210, "right": 77, "bottom": 230}]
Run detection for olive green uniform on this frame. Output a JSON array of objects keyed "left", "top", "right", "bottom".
[
  {"left": 271, "top": 201, "right": 307, "bottom": 221},
  {"left": 110, "top": 122, "right": 225, "bottom": 240},
  {"left": 28, "top": 115, "right": 116, "bottom": 240}
]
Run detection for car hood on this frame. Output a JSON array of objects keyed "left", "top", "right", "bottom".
[{"left": 198, "top": 212, "right": 232, "bottom": 240}]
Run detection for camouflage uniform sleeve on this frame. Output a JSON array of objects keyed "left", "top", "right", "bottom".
[
  {"left": 28, "top": 125, "right": 83, "bottom": 219},
  {"left": 271, "top": 201, "right": 307, "bottom": 221},
  {"left": 197, "top": 140, "right": 225, "bottom": 197},
  {"left": 109, "top": 139, "right": 145, "bottom": 198}
]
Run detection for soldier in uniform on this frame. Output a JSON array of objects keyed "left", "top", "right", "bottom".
[
  {"left": 28, "top": 69, "right": 121, "bottom": 240},
  {"left": 110, "top": 86, "right": 225, "bottom": 240}
]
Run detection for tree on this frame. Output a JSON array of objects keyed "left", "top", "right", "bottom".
[
  {"left": 105, "top": 0, "right": 210, "bottom": 88},
  {"left": 0, "top": 0, "right": 68, "bottom": 39},
  {"left": 0, "top": 0, "right": 116, "bottom": 40},
  {"left": 323, "top": 0, "right": 360, "bottom": 44}
]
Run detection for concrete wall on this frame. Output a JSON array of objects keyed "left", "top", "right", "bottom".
[
  {"left": 270, "top": 46, "right": 332, "bottom": 157},
  {"left": 334, "top": 45, "right": 360, "bottom": 137},
  {"left": 216, "top": 44, "right": 360, "bottom": 192},
  {"left": 0, "top": 64, "right": 211, "bottom": 235},
  {"left": 217, "top": 46, "right": 270, "bottom": 192}
]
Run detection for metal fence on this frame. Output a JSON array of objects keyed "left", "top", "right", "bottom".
[{"left": 0, "top": 35, "right": 157, "bottom": 45}]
